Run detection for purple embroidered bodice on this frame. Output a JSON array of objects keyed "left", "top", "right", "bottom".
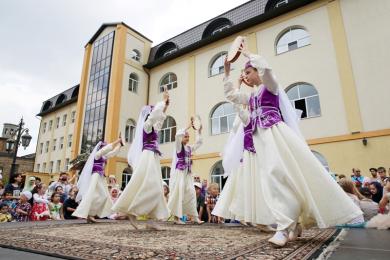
[
  {"left": 92, "top": 156, "right": 107, "bottom": 176},
  {"left": 176, "top": 145, "right": 192, "bottom": 173},
  {"left": 249, "top": 86, "right": 283, "bottom": 129},
  {"left": 243, "top": 119, "right": 256, "bottom": 153},
  {"left": 142, "top": 129, "right": 162, "bottom": 155}
]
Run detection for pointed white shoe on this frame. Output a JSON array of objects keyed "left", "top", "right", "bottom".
[
  {"left": 268, "top": 230, "right": 289, "bottom": 247},
  {"left": 288, "top": 223, "right": 302, "bottom": 241}
]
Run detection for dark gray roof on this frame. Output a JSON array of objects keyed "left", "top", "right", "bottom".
[
  {"left": 145, "top": 0, "right": 316, "bottom": 68},
  {"left": 37, "top": 84, "right": 79, "bottom": 116},
  {"left": 86, "top": 22, "right": 152, "bottom": 47}
]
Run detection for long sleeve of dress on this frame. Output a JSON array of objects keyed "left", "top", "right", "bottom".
[
  {"left": 233, "top": 104, "right": 250, "bottom": 127},
  {"left": 224, "top": 77, "right": 249, "bottom": 105},
  {"left": 175, "top": 128, "right": 186, "bottom": 153},
  {"left": 94, "top": 143, "right": 119, "bottom": 160},
  {"left": 191, "top": 132, "right": 202, "bottom": 152},
  {"left": 33, "top": 193, "right": 49, "bottom": 204},
  {"left": 248, "top": 54, "right": 279, "bottom": 94},
  {"left": 143, "top": 101, "right": 167, "bottom": 134}
]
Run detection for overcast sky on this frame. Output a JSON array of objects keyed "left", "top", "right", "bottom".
[{"left": 0, "top": 0, "right": 247, "bottom": 156}]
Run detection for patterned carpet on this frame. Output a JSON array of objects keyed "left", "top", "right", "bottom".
[{"left": 0, "top": 220, "right": 340, "bottom": 259}]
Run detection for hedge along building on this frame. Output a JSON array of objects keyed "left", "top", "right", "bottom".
[{"left": 35, "top": 0, "right": 390, "bottom": 189}]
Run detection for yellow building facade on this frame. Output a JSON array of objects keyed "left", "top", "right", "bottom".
[{"left": 35, "top": 0, "right": 390, "bottom": 188}]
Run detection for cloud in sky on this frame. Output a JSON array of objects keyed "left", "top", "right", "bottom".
[{"left": 0, "top": 0, "right": 247, "bottom": 156}]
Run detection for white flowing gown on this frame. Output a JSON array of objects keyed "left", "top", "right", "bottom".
[
  {"left": 167, "top": 129, "right": 202, "bottom": 218},
  {"left": 72, "top": 143, "right": 120, "bottom": 219},
  {"left": 223, "top": 54, "right": 363, "bottom": 230},
  {"left": 112, "top": 104, "right": 169, "bottom": 220}
]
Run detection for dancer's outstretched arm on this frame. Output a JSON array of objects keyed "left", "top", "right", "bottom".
[
  {"left": 223, "top": 59, "right": 249, "bottom": 105},
  {"left": 191, "top": 126, "right": 203, "bottom": 152},
  {"left": 94, "top": 139, "right": 121, "bottom": 160},
  {"left": 144, "top": 90, "right": 170, "bottom": 133}
]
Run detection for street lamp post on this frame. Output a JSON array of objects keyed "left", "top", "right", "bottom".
[{"left": 6, "top": 118, "right": 32, "bottom": 182}]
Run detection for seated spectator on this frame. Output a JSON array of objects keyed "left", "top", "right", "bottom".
[
  {"left": 14, "top": 191, "right": 32, "bottom": 222},
  {"left": 0, "top": 180, "right": 4, "bottom": 197},
  {"left": 338, "top": 174, "right": 346, "bottom": 182},
  {"left": 205, "top": 183, "right": 221, "bottom": 223},
  {"left": 48, "top": 172, "right": 72, "bottom": 197},
  {"left": 368, "top": 168, "right": 380, "bottom": 183},
  {"left": 108, "top": 175, "right": 120, "bottom": 190},
  {"left": 63, "top": 187, "right": 79, "bottom": 219},
  {"left": 162, "top": 182, "right": 169, "bottom": 203},
  {"left": 54, "top": 186, "right": 67, "bottom": 203},
  {"left": 359, "top": 187, "right": 379, "bottom": 221},
  {"left": 0, "top": 191, "right": 16, "bottom": 218},
  {"left": 109, "top": 188, "right": 128, "bottom": 220},
  {"left": 35, "top": 177, "right": 42, "bottom": 186},
  {"left": 0, "top": 203, "right": 12, "bottom": 222},
  {"left": 338, "top": 178, "right": 365, "bottom": 224},
  {"left": 4, "top": 173, "right": 22, "bottom": 199},
  {"left": 194, "top": 182, "right": 207, "bottom": 222},
  {"left": 31, "top": 184, "right": 50, "bottom": 221},
  {"left": 377, "top": 167, "right": 387, "bottom": 186},
  {"left": 49, "top": 192, "right": 64, "bottom": 220},
  {"left": 22, "top": 176, "right": 36, "bottom": 192},
  {"left": 379, "top": 178, "right": 390, "bottom": 213},
  {"left": 351, "top": 169, "right": 367, "bottom": 188},
  {"left": 369, "top": 182, "right": 383, "bottom": 204}
]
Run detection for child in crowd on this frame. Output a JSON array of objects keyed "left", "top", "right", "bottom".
[
  {"left": 205, "top": 183, "right": 221, "bottom": 223},
  {"left": 31, "top": 183, "right": 50, "bottom": 221},
  {"left": 49, "top": 192, "right": 64, "bottom": 220},
  {"left": 1, "top": 191, "right": 16, "bottom": 218},
  {"left": 0, "top": 203, "right": 12, "bottom": 222},
  {"left": 55, "top": 186, "right": 67, "bottom": 203},
  {"left": 14, "top": 191, "right": 32, "bottom": 222},
  {"left": 63, "top": 187, "right": 79, "bottom": 220}
]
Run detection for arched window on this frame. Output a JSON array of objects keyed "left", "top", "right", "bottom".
[
  {"left": 202, "top": 18, "right": 232, "bottom": 39},
  {"left": 312, "top": 150, "right": 329, "bottom": 172},
  {"left": 71, "top": 85, "right": 79, "bottom": 99},
  {"left": 209, "top": 52, "right": 227, "bottom": 77},
  {"left": 210, "top": 102, "right": 236, "bottom": 135},
  {"left": 155, "top": 42, "right": 178, "bottom": 60},
  {"left": 161, "top": 166, "right": 171, "bottom": 186},
  {"left": 265, "top": 0, "right": 291, "bottom": 11},
  {"left": 286, "top": 83, "right": 321, "bottom": 119},
  {"left": 55, "top": 94, "right": 66, "bottom": 106},
  {"left": 128, "top": 73, "right": 139, "bottom": 93},
  {"left": 42, "top": 101, "right": 52, "bottom": 112},
  {"left": 276, "top": 27, "right": 310, "bottom": 54},
  {"left": 159, "top": 73, "right": 177, "bottom": 93},
  {"left": 159, "top": 116, "right": 176, "bottom": 144},
  {"left": 125, "top": 119, "right": 136, "bottom": 143},
  {"left": 210, "top": 161, "right": 226, "bottom": 189},
  {"left": 122, "top": 166, "right": 133, "bottom": 189},
  {"left": 130, "top": 49, "right": 141, "bottom": 62}
]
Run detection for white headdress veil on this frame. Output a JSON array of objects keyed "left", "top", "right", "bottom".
[
  {"left": 247, "top": 55, "right": 304, "bottom": 140},
  {"left": 76, "top": 141, "right": 102, "bottom": 202},
  {"left": 127, "top": 105, "right": 152, "bottom": 169}
]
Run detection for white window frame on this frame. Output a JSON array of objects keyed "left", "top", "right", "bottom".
[
  {"left": 71, "top": 111, "right": 76, "bottom": 123},
  {"left": 209, "top": 52, "right": 227, "bottom": 77},
  {"left": 161, "top": 166, "right": 171, "bottom": 186},
  {"left": 56, "top": 117, "right": 60, "bottom": 128},
  {"left": 159, "top": 73, "right": 177, "bottom": 93},
  {"left": 130, "top": 49, "right": 141, "bottom": 62},
  {"left": 45, "top": 141, "right": 49, "bottom": 153},
  {"left": 210, "top": 161, "right": 225, "bottom": 189},
  {"left": 68, "top": 134, "right": 73, "bottom": 148},
  {"left": 52, "top": 139, "right": 56, "bottom": 151},
  {"left": 62, "top": 114, "right": 67, "bottom": 126},
  {"left": 276, "top": 27, "right": 310, "bottom": 55},
  {"left": 49, "top": 161, "right": 54, "bottom": 173},
  {"left": 48, "top": 120, "right": 53, "bottom": 131},
  {"left": 211, "top": 24, "right": 230, "bottom": 35},
  {"left": 42, "top": 122, "right": 47, "bottom": 133},
  {"left": 56, "top": 160, "right": 61, "bottom": 173},
  {"left": 59, "top": 137, "right": 64, "bottom": 150},
  {"left": 210, "top": 102, "right": 236, "bottom": 135},
  {"left": 286, "top": 83, "right": 321, "bottom": 119},
  {"left": 158, "top": 116, "right": 176, "bottom": 144},
  {"left": 125, "top": 119, "right": 136, "bottom": 143},
  {"left": 128, "top": 73, "right": 139, "bottom": 93}
]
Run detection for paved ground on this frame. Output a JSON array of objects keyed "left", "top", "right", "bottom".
[
  {"left": 0, "top": 221, "right": 388, "bottom": 259},
  {"left": 329, "top": 229, "right": 390, "bottom": 260}
]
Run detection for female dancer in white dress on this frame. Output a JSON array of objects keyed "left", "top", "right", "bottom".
[
  {"left": 167, "top": 120, "right": 204, "bottom": 224},
  {"left": 112, "top": 91, "right": 170, "bottom": 230},
  {"left": 223, "top": 50, "right": 363, "bottom": 246},
  {"left": 73, "top": 139, "right": 122, "bottom": 223}
]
